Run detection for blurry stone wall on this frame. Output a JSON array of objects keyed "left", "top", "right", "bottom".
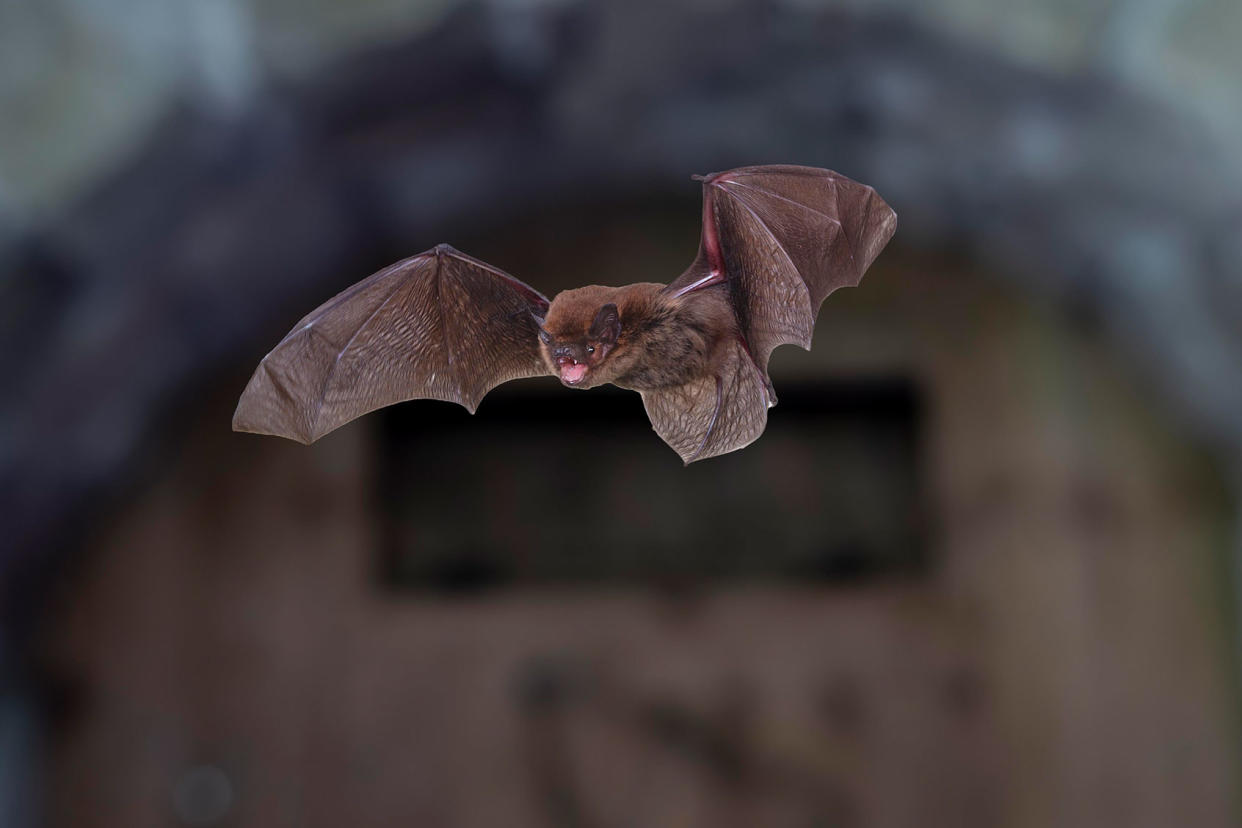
[
  {"left": 4, "top": 0, "right": 1242, "bottom": 221},
  {"left": 40, "top": 245, "right": 1238, "bottom": 827},
  {"left": 3, "top": 1, "right": 1242, "bottom": 827}
]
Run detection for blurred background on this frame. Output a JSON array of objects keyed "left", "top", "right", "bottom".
[{"left": 2, "top": 0, "right": 1242, "bottom": 825}]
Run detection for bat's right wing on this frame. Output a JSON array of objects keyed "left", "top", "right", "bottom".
[{"left": 233, "top": 244, "right": 551, "bottom": 444}]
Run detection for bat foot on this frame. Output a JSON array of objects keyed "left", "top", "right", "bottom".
[
  {"left": 732, "top": 333, "right": 777, "bottom": 408},
  {"left": 685, "top": 374, "right": 725, "bottom": 464}
]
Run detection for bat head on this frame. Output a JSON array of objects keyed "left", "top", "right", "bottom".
[{"left": 539, "top": 295, "right": 622, "bottom": 388}]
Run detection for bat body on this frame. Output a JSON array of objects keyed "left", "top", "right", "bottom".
[
  {"left": 538, "top": 282, "right": 734, "bottom": 392},
  {"left": 233, "top": 165, "right": 896, "bottom": 462}
]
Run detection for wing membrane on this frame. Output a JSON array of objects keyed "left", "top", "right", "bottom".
[
  {"left": 233, "top": 245, "right": 551, "bottom": 443},
  {"left": 641, "top": 338, "right": 769, "bottom": 463},
  {"left": 666, "top": 164, "right": 896, "bottom": 365},
  {"left": 654, "top": 165, "right": 895, "bottom": 461}
]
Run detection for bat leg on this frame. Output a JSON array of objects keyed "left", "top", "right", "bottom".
[
  {"left": 686, "top": 374, "right": 725, "bottom": 464},
  {"left": 735, "top": 334, "right": 777, "bottom": 408}
]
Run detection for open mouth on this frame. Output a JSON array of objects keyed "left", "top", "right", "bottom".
[{"left": 557, "top": 358, "right": 589, "bottom": 385}]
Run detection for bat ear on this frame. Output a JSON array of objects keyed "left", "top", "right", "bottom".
[
  {"left": 589, "top": 303, "right": 621, "bottom": 345},
  {"left": 530, "top": 311, "right": 553, "bottom": 345}
]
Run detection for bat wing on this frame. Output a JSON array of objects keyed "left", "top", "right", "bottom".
[
  {"left": 640, "top": 338, "right": 769, "bottom": 463},
  {"left": 233, "top": 244, "right": 551, "bottom": 444},
  {"left": 667, "top": 164, "right": 897, "bottom": 368},
  {"left": 655, "top": 165, "right": 896, "bottom": 462}
]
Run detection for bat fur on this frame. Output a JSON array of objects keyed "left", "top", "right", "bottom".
[{"left": 539, "top": 283, "right": 736, "bottom": 392}]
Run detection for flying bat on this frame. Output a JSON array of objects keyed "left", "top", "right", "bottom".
[{"left": 233, "top": 165, "right": 896, "bottom": 462}]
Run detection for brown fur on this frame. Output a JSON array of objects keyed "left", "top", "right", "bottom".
[{"left": 540, "top": 282, "right": 737, "bottom": 390}]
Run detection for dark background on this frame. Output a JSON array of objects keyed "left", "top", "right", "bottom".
[{"left": 2, "top": 1, "right": 1241, "bottom": 826}]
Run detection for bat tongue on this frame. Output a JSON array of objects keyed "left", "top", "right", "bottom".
[{"left": 560, "top": 362, "right": 589, "bottom": 384}]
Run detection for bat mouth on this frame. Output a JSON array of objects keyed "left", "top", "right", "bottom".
[{"left": 557, "top": 357, "right": 589, "bottom": 386}]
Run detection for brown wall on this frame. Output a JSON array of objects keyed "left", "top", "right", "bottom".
[{"left": 41, "top": 246, "right": 1239, "bottom": 827}]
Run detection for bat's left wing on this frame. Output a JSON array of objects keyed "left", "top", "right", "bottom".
[
  {"left": 233, "top": 245, "right": 551, "bottom": 444},
  {"left": 640, "top": 338, "right": 769, "bottom": 463},
  {"left": 649, "top": 165, "right": 896, "bottom": 463}
]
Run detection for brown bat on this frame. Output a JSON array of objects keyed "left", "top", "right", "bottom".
[{"left": 233, "top": 165, "right": 896, "bottom": 462}]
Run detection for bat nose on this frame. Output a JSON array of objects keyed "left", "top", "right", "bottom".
[{"left": 552, "top": 345, "right": 573, "bottom": 360}]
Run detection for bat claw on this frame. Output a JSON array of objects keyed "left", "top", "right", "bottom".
[{"left": 754, "top": 376, "right": 776, "bottom": 409}]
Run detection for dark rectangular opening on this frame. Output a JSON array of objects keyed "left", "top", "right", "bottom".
[{"left": 376, "top": 376, "right": 925, "bottom": 593}]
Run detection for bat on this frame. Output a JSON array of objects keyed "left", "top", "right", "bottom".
[{"left": 233, "top": 165, "right": 896, "bottom": 463}]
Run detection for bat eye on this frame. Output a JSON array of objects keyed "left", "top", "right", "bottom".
[
  {"left": 538, "top": 328, "right": 552, "bottom": 344},
  {"left": 586, "top": 346, "right": 595, "bottom": 354}
]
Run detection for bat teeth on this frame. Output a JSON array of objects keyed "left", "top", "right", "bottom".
[{"left": 559, "top": 361, "right": 589, "bottom": 385}]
